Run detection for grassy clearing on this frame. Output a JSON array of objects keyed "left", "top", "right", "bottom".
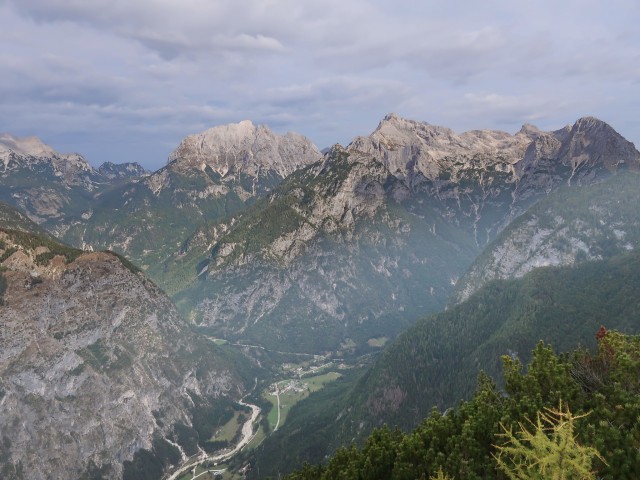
[
  {"left": 305, "top": 371, "right": 341, "bottom": 390},
  {"left": 245, "top": 423, "right": 268, "bottom": 451},
  {"left": 211, "top": 411, "right": 242, "bottom": 443},
  {"left": 264, "top": 371, "right": 342, "bottom": 431},
  {"left": 367, "top": 336, "right": 389, "bottom": 347},
  {"left": 265, "top": 396, "right": 279, "bottom": 429}
]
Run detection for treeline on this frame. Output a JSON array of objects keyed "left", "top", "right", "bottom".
[{"left": 281, "top": 329, "right": 640, "bottom": 479}]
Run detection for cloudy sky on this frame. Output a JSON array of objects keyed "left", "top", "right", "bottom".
[{"left": 1, "top": 0, "right": 639, "bottom": 169}]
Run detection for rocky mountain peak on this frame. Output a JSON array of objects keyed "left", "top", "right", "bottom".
[
  {"left": 572, "top": 115, "right": 609, "bottom": 131},
  {"left": 349, "top": 114, "right": 640, "bottom": 196},
  {"left": 348, "top": 114, "right": 529, "bottom": 186},
  {"left": 516, "top": 117, "right": 640, "bottom": 185},
  {"left": 0, "top": 133, "right": 57, "bottom": 158},
  {"left": 0, "top": 133, "right": 92, "bottom": 174},
  {"left": 167, "top": 120, "right": 322, "bottom": 178},
  {"left": 97, "top": 161, "right": 148, "bottom": 180},
  {"left": 517, "top": 123, "right": 542, "bottom": 137},
  {"left": 374, "top": 113, "right": 458, "bottom": 147}
]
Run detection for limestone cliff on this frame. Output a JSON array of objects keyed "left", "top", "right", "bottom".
[{"left": 452, "top": 173, "right": 640, "bottom": 303}]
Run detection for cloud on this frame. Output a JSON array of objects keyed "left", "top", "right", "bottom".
[
  {"left": 9, "top": 0, "right": 306, "bottom": 59},
  {"left": 0, "top": 0, "right": 638, "bottom": 169}
]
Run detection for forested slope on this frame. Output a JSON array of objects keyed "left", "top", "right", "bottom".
[
  {"left": 283, "top": 330, "right": 640, "bottom": 479},
  {"left": 249, "top": 251, "right": 640, "bottom": 477}
]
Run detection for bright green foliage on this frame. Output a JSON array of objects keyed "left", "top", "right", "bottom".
[
  {"left": 430, "top": 467, "right": 454, "bottom": 480},
  {"left": 281, "top": 330, "right": 640, "bottom": 480},
  {"left": 493, "top": 404, "right": 604, "bottom": 479}
]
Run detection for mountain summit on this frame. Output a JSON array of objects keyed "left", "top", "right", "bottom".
[
  {"left": 349, "top": 114, "right": 639, "bottom": 190},
  {"left": 0, "top": 133, "right": 93, "bottom": 182},
  {"left": 167, "top": 120, "right": 322, "bottom": 178},
  {"left": 348, "top": 113, "right": 530, "bottom": 186}
]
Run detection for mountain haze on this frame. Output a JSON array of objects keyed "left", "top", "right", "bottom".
[
  {"left": 453, "top": 173, "right": 640, "bottom": 303},
  {"left": 250, "top": 250, "right": 640, "bottom": 477},
  {"left": 162, "top": 115, "right": 639, "bottom": 354}
]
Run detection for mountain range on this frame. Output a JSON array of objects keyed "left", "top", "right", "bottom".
[
  {"left": 1, "top": 113, "right": 639, "bottom": 478},
  {"left": 161, "top": 114, "right": 639, "bottom": 353}
]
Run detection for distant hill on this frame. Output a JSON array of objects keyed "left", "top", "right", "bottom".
[{"left": 0, "top": 133, "right": 146, "bottom": 236}]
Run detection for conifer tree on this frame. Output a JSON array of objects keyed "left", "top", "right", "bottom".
[{"left": 493, "top": 403, "right": 605, "bottom": 480}]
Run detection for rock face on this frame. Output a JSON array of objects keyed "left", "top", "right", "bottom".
[
  {"left": 349, "top": 114, "right": 640, "bottom": 244},
  {"left": 452, "top": 173, "right": 640, "bottom": 303},
  {"left": 0, "top": 219, "right": 244, "bottom": 479},
  {"left": 168, "top": 146, "right": 477, "bottom": 353},
  {"left": 350, "top": 114, "right": 639, "bottom": 189},
  {"left": 0, "top": 135, "right": 147, "bottom": 237},
  {"left": 348, "top": 113, "right": 530, "bottom": 187},
  {"left": 168, "top": 120, "right": 321, "bottom": 183}
]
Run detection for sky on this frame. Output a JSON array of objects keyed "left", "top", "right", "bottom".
[{"left": 1, "top": 0, "right": 639, "bottom": 170}]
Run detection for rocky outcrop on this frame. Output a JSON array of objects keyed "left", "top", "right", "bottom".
[
  {"left": 350, "top": 114, "right": 639, "bottom": 191},
  {"left": 452, "top": 173, "right": 640, "bottom": 303},
  {"left": 168, "top": 120, "right": 322, "bottom": 180},
  {"left": 0, "top": 227, "right": 244, "bottom": 479},
  {"left": 199, "top": 145, "right": 410, "bottom": 268},
  {"left": 348, "top": 113, "right": 530, "bottom": 187},
  {"left": 97, "top": 161, "right": 148, "bottom": 180}
]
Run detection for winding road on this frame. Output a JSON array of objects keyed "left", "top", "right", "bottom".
[
  {"left": 273, "top": 383, "right": 281, "bottom": 432},
  {"left": 164, "top": 397, "right": 261, "bottom": 480}
]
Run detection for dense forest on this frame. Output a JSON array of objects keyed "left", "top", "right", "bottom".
[
  {"left": 281, "top": 329, "right": 640, "bottom": 479},
  {"left": 249, "top": 251, "right": 640, "bottom": 477}
]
